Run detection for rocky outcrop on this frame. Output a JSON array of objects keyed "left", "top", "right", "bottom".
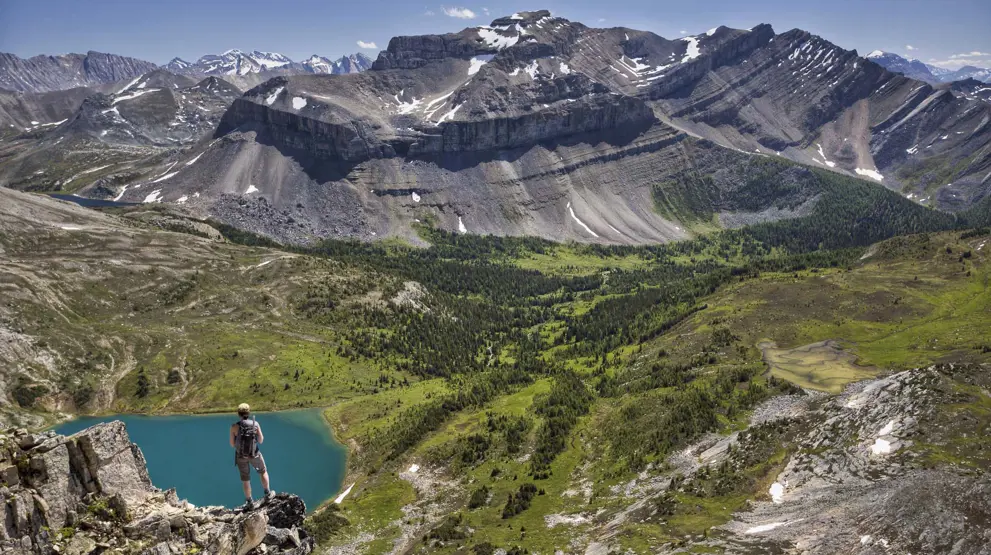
[{"left": 0, "top": 422, "right": 313, "bottom": 554}]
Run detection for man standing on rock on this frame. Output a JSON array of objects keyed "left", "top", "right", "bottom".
[{"left": 230, "top": 403, "right": 273, "bottom": 509}]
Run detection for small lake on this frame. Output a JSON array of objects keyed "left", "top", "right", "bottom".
[
  {"left": 54, "top": 409, "right": 346, "bottom": 511},
  {"left": 48, "top": 194, "right": 138, "bottom": 208}
]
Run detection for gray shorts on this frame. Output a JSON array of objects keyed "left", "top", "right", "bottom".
[{"left": 236, "top": 453, "right": 266, "bottom": 481}]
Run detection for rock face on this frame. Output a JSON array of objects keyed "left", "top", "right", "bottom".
[
  {"left": 0, "top": 421, "right": 313, "bottom": 554},
  {"left": 89, "top": 10, "right": 989, "bottom": 245},
  {"left": 708, "top": 366, "right": 991, "bottom": 554},
  {"left": 0, "top": 51, "right": 158, "bottom": 93},
  {"left": 61, "top": 72, "right": 242, "bottom": 147}
]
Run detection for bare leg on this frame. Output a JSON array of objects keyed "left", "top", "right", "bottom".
[
  {"left": 242, "top": 480, "right": 252, "bottom": 500},
  {"left": 260, "top": 471, "right": 270, "bottom": 492}
]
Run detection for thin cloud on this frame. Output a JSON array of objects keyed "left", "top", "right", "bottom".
[
  {"left": 905, "top": 45, "right": 915, "bottom": 51},
  {"left": 442, "top": 6, "right": 476, "bottom": 19},
  {"left": 482, "top": 7, "right": 489, "bottom": 15},
  {"left": 950, "top": 51, "right": 991, "bottom": 59},
  {"left": 679, "top": 30, "right": 688, "bottom": 35},
  {"left": 424, "top": 9, "right": 435, "bottom": 16},
  {"left": 928, "top": 56, "right": 991, "bottom": 69},
  {"left": 597, "top": 18, "right": 606, "bottom": 22},
  {"left": 356, "top": 40, "right": 378, "bottom": 49},
  {"left": 927, "top": 50, "right": 991, "bottom": 69}
]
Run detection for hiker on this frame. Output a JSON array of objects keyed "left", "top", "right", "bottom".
[{"left": 230, "top": 403, "right": 272, "bottom": 509}]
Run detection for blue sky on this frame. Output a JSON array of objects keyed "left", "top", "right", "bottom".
[{"left": 1, "top": 0, "right": 988, "bottom": 69}]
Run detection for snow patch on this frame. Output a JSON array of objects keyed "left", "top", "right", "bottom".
[
  {"left": 870, "top": 438, "right": 892, "bottom": 455},
  {"left": 122, "top": 75, "right": 143, "bottom": 91},
  {"left": 245, "top": 185, "right": 259, "bottom": 194},
  {"left": 567, "top": 201, "right": 599, "bottom": 238},
  {"left": 333, "top": 483, "right": 354, "bottom": 504},
  {"left": 478, "top": 27, "right": 520, "bottom": 50},
  {"left": 151, "top": 172, "right": 178, "bottom": 183},
  {"left": 291, "top": 97, "right": 307, "bottom": 110},
  {"left": 523, "top": 60, "right": 540, "bottom": 80},
  {"left": 395, "top": 95, "right": 423, "bottom": 114},
  {"left": 468, "top": 54, "right": 495, "bottom": 76},
  {"left": 411, "top": 191, "right": 421, "bottom": 202},
  {"left": 815, "top": 143, "right": 836, "bottom": 167},
  {"left": 435, "top": 103, "right": 463, "bottom": 125},
  {"left": 769, "top": 482, "right": 785, "bottom": 504},
  {"left": 878, "top": 420, "right": 895, "bottom": 436},
  {"left": 143, "top": 190, "right": 163, "bottom": 203},
  {"left": 407, "top": 464, "right": 420, "bottom": 474},
  {"left": 185, "top": 152, "right": 205, "bottom": 166},
  {"left": 112, "top": 88, "right": 160, "bottom": 105},
  {"left": 745, "top": 519, "right": 803, "bottom": 534},
  {"left": 113, "top": 185, "right": 129, "bottom": 202},
  {"left": 559, "top": 62, "right": 571, "bottom": 75},
  {"left": 265, "top": 86, "right": 284, "bottom": 106},
  {"left": 176, "top": 195, "right": 189, "bottom": 204},
  {"left": 680, "top": 36, "right": 701, "bottom": 63},
  {"left": 458, "top": 217, "right": 467, "bottom": 234},
  {"left": 855, "top": 168, "right": 884, "bottom": 181}
]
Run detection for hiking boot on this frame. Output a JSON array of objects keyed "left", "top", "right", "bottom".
[
  {"left": 264, "top": 489, "right": 275, "bottom": 500},
  {"left": 243, "top": 498, "right": 254, "bottom": 511}
]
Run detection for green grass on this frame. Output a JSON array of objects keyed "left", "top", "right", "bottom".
[
  {"left": 513, "top": 248, "right": 651, "bottom": 276},
  {"left": 656, "top": 231, "right": 991, "bottom": 375}
]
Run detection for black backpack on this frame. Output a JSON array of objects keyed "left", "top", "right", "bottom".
[{"left": 235, "top": 418, "right": 259, "bottom": 458}]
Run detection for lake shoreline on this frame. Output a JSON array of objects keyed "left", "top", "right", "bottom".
[{"left": 53, "top": 409, "right": 349, "bottom": 511}]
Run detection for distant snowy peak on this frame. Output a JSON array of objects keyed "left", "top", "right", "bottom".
[
  {"left": 302, "top": 55, "right": 334, "bottom": 73},
  {"left": 943, "top": 66, "right": 991, "bottom": 83},
  {"left": 866, "top": 50, "right": 991, "bottom": 84},
  {"left": 302, "top": 53, "right": 373, "bottom": 74},
  {"left": 865, "top": 51, "right": 938, "bottom": 83},
  {"left": 250, "top": 51, "right": 293, "bottom": 69},
  {"left": 165, "top": 57, "right": 193, "bottom": 70},
  {"left": 926, "top": 64, "right": 955, "bottom": 77},
  {"left": 162, "top": 51, "right": 372, "bottom": 76}
]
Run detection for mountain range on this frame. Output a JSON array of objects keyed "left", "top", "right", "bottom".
[
  {"left": 0, "top": 50, "right": 374, "bottom": 93},
  {"left": 164, "top": 50, "right": 373, "bottom": 76},
  {"left": 1, "top": 11, "right": 989, "bottom": 246},
  {"left": 867, "top": 50, "right": 991, "bottom": 84}
]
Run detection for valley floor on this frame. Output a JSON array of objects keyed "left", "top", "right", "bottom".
[{"left": 1, "top": 188, "right": 989, "bottom": 553}]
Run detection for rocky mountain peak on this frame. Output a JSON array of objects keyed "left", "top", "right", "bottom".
[
  {"left": 0, "top": 50, "right": 158, "bottom": 93},
  {"left": 0, "top": 421, "right": 314, "bottom": 554},
  {"left": 490, "top": 9, "right": 553, "bottom": 26}
]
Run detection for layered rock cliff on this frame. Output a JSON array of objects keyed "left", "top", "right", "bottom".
[{"left": 0, "top": 422, "right": 313, "bottom": 554}]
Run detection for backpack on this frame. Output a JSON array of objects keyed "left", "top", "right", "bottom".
[{"left": 235, "top": 418, "right": 259, "bottom": 458}]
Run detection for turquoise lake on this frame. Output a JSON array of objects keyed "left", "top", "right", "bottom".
[{"left": 54, "top": 409, "right": 347, "bottom": 511}]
